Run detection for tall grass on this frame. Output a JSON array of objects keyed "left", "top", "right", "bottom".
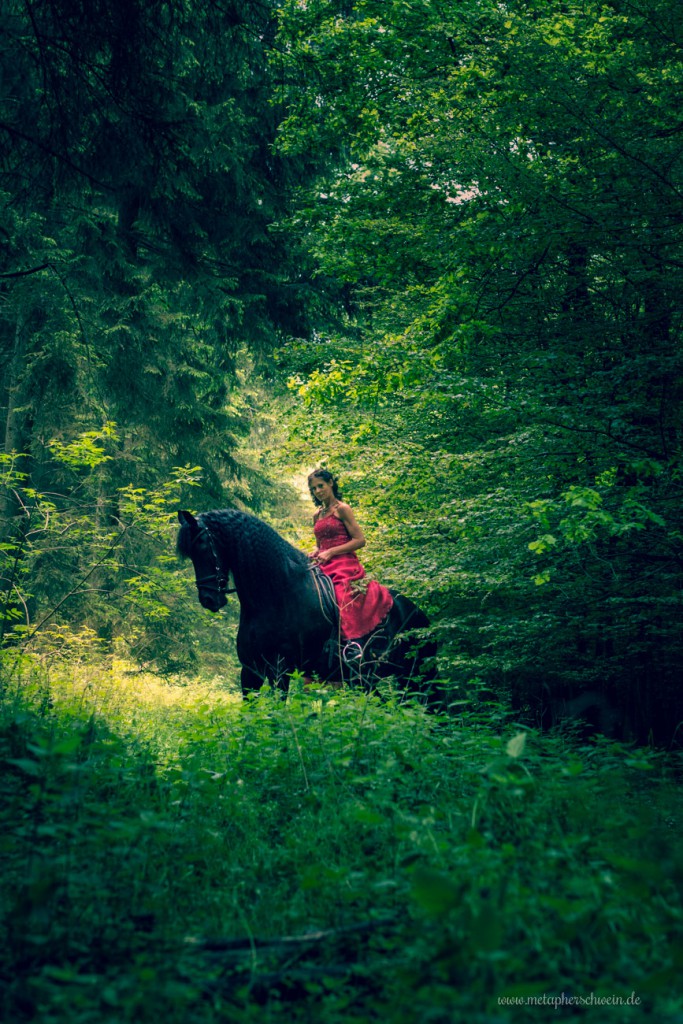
[{"left": 1, "top": 658, "right": 681, "bottom": 1022}]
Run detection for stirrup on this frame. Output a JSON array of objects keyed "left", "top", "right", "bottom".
[{"left": 342, "top": 641, "right": 364, "bottom": 667}]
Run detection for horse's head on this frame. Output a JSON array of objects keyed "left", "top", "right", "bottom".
[{"left": 177, "top": 510, "right": 228, "bottom": 612}]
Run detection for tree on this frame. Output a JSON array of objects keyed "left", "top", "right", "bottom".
[
  {"left": 273, "top": 0, "right": 683, "bottom": 741},
  {"left": 0, "top": 0, "right": 313, "bottom": 665}
]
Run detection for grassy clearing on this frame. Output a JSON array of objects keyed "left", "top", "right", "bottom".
[{"left": 1, "top": 660, "right": 681, "bottom": 1023}]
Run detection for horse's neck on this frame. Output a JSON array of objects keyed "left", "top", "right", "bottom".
[
  {"left": 219, "top": 515, "right": 302, "bottom": 610},
  {"left": 231, "top": 561, "right": 266, "bottom": 611}
]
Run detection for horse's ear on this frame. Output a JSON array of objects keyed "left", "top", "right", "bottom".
[{"left": 178, "top": 510, "right": 198, "bottom": 528}]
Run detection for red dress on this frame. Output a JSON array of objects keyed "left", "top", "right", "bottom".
[{"left": 314, "top": 511, "right": 393, "bottom": 640}]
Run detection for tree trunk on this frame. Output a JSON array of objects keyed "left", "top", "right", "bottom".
[{"left": 1, "top": 312, "right": 32, "bottom": 642}]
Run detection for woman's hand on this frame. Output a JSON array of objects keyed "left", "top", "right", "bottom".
[{"left": 309, "top": 548, "right": 336, "bottom": 565}]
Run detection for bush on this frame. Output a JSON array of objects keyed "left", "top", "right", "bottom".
[{"left": 1, "top": 660, "right": 681, "bottom": 1022}]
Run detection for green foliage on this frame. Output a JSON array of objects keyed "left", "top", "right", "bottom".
[
  {"left": 47, "top": 425, "right": 119, "bottom": 470},
  {"left": 1, "top": 663, "right": 681, "bottom": 1022},
  {"left": 271, "top": 0, "right": 683, "bottom": 742},
  {"left": 0, "top": 448, "right": 225, "bottom": 670},
  {"left": 1, "top": 0, "right": 317, "bottom": 666},
  {"left": 1, "top": 0, "right": 680, "bottom": 1015}
]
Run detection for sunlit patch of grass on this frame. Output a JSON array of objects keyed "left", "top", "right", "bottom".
[{"left": 2, "top": 656, "right": 243, "bottom": 765}]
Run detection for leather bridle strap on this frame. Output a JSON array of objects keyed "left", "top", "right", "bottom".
[{"left": 191, "top": 525, "right": 236, "bottom": 595}]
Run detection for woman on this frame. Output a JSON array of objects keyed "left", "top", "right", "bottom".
[{"left": 308, "top": 468, "right": 394, "bottom": 640}]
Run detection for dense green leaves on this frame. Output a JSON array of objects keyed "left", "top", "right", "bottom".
[
  {"left": 0, "top": 0, "right": 316, "bottom": 661},
  {"left": 272, "top": 0, "right": 683, "bottom": 742},
  {"left": 1, "top": 0, "right": 681, "bottom": 735},
  {"left": 0, "top": 6, "right": 680, "bottom": 1019},
  {"left": 1, "top": 667, "right": 681, "bottom": 1021}
]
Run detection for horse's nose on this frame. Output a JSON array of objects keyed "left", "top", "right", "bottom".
[{"left": 199, "top": 591, "right": 226, "bottom": 613}]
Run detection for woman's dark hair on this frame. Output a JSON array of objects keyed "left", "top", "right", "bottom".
[{"left": 308, "top": 468, "right": 342, "bottom": 506}]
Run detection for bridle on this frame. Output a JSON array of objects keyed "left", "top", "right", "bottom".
[{"left": 191, "top": 523, "right": 236, "bottom": 596}]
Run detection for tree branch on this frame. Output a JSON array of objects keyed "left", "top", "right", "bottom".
[{"left": 0, "top": 263, "right": 51, "bottom": 279}]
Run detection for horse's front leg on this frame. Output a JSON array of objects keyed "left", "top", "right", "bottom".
[
  {"left": 239, "top": 653, "right": 290, "bottom": 694},
  {"left": 240, "top": 664, "right": 265, "bottom": 694},
  {"left": 237, "top": 619, "right": 286, "bottom": 694}
]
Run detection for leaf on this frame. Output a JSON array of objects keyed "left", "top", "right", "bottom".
[
  {"left": 528, "top": 534, "right": 557, "bottom": 554},
  {"left": 506, "top": 732, "right": 527, "bottom": 759},
  {"left": 351, "top": 805, "right": 385, "bottom": 826},
  {"left": 7, "top": 758, "right": 42, "bottom": 777},
  {"left": 411, "top": 868, "right": 461, "bottom": 916}
]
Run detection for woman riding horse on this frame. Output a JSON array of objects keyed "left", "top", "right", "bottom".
[
  {"left": 177, "top": 480, "right": 438, "bottom": 703},
  {"left": 307, "top": 468, "right": 394, "bottom": 642}
]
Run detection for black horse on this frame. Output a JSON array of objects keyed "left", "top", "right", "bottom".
[{"left": 177, "top": 508, "right": 439, "bottom": 703}]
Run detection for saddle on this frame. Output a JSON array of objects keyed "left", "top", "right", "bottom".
[{"left": 310, "top": 564, "right": 338, "bottom": 627}]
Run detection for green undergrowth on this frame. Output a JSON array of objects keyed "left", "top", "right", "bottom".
[{"left": 0, "top": 660, "right": 681, "bottom": 1023}]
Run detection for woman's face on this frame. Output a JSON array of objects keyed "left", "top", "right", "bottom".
[{"left": 310, "top": 475, "right": 334, "bottom": 505}]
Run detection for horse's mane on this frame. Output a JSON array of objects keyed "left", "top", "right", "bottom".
[{"left": 178, "top": 508, "right": 309, "bottom": 603}]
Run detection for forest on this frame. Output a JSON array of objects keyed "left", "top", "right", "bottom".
[{"left": 1, "top": 0, "right": 682, "bottom": 1020}]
